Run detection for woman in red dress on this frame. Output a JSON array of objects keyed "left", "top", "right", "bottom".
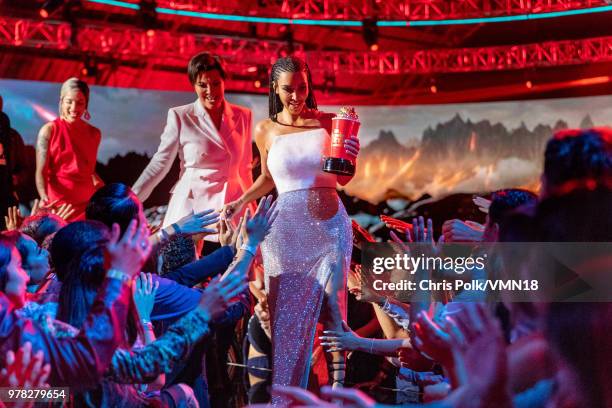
[{"left": 35, "top": 78, "right": 103, "bottom": 220}]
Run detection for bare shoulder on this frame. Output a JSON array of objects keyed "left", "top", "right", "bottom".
[
  {"left": 37, "top": 122, "right": 54, "bottom": 140},
  {"left": 254, "top": 118, "right": 275, "bottom": 145}
]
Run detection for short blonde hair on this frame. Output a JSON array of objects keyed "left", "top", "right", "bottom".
[{"left": 59, "top": 77, "right": 90, "bottom": 114}]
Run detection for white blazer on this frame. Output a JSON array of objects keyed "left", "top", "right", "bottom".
[{"left": 133, "top": 99, "right": 253, "bottom": 233}]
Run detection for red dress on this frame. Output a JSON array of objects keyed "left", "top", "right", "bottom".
[{"left": 43, "top": 118, "right": 101, "bottom": 219}]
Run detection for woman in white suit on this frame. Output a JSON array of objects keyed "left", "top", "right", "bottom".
[{"left": 133, "top": 52, "right": 253, "bottom": 241}]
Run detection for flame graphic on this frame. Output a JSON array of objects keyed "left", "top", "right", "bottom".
[{"left": 469, "top": 131, "right": 477, "bottom": 152}]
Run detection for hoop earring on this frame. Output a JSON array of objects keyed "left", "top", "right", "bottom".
[{"left": 84, "top": 110, "right": 91, "bottom": 120}]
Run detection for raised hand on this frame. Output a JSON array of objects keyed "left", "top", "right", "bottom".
[
  {"left": 412, "top": 311, "right": 453, "bottom": 368},
  {"left": 174, "top": 209, "right": 220, "bottom": 236},
  {"left": 30, "top": 199, "right": 42, "bottom": 216},
  {"left": 243, "top": 195, "right": 278, "bottom": 246},
  {"left": 105, "top": 219, "right": 152, "bottom": 277},
  {"left": 52, "top": 203, "right": 76, "bottom": 220},
  {"left": 4, "top": 206, "right": 23, "bottom": 231},
  {"left": 442, "top": 219, "right": 484, "bottom": 243},
  {"left": 320, "top": 321, "right": 362, "bottom": 352},
  {"left": 199, "top": 272, "right": 248, "bottom": 320},
  {"left": 133, "top": 272, "right": 159, "bottom": 322},
  {"left": 222, "top": 198, "right": 245, "bottom": 221},
  {"left": 218, "top": 218, "right": 234, "bottom": 247},
  {"left": 442, "top": 303, "right": 509, "bottom": 402},
  {"left": 473, "top": 196, "right": 491, "bottom": 214},
  {"left": 411, "top": 216, "right": 432, "bottom": 243},
  {"left": 0, "top": 342, "right": 50, "bottom": 388}
]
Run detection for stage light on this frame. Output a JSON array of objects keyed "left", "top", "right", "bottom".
[
  {"left": 40, "top": 0, "right": 64, "bottom": 18},
  {"left": 246, "top": 66, "right": 258, "bottom": 73},
  {"left": 362, "top": 18, "right": 378, "bottom": 51},
  {"left": 139, "top": 0, "right": 159, "bottom": 32},
  {"left": 429, "top": 78, "right": 438, "bottom": 93},
  {"left": 525, "top": 80, "right": 533, "bottom": 88},
  {"left": 254, "top": 80, "right": 261, "bottom": 88},
  {"left": 284, "top": 26, "right": 294, "bottom": 55},
  {"left": 81, "top": 56, "right": 99, "bottom": 77}
]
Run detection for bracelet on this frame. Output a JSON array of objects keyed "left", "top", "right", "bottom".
[
  {"left": 106, "top": 268, "right": 132, "bottom": 284},
  {"left": 239, "top": 243, "right": 257, "bottom": 257}
]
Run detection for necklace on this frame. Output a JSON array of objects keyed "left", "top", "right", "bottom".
[{"left": 273, "top": 115, "right": 319, "bottom": 129}]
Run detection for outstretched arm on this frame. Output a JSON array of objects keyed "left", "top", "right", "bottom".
[
  {"left": 223, "top": 121, "right": 275, "bottom": 219},
  {"left": 132, "top": 109, "right": 180, "bottom": 202}
]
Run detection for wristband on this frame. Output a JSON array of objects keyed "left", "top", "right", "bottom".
[
  {"left": 106, "top": 268, "right": 131, "bottom": 284},
  {"left": 141, "top": 320, "right": 154, "bottom": 331},
  {"left": 239, "top": 243, "right": 257, "bottom": 257},
  {"left": 171, "top": 222, "right": 182, "bottom": 235},
  {"left": 159, "top": 228, "right": 171, "bottom": 245}
]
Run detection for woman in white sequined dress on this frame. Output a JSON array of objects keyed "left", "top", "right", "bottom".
[{"left": 223, "top": 57, "right": 360, "bottom": 402}]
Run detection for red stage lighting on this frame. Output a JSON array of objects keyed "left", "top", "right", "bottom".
[
  {"left": 430, "top": 85, "right": 438, "bottom": 93},
  {"left": 362, "top": 18, "right": 378, "bottom": 51},
  {"left": 246, "top": 66, "right": 258, "bottom": 73},
  {"left": 525, "top": 80, "right": 533, "bottom": 88},
  {"left": 146, "top": 29, "right": 155, "bottom": 37},
  {"left": 254, "top": 80, "right": 261, "bottom": 88}
]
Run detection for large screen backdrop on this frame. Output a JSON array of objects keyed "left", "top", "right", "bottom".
[{"left": 2, "top": 79, "right": 610, "bottom": 206}]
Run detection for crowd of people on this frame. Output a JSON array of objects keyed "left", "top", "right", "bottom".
[{"left": 0, "top": 53, "right": 611, "bottom": 407}]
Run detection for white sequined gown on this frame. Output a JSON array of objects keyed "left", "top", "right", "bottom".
[{"left": 261, "top": 128, "right": 352, "bottom": 400}]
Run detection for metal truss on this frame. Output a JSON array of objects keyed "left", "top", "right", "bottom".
[
  {"left": 308, "top": 37, "right": 612, "bottom": 74},
  {"left": 1, "top": 16, "right": 611, "bottom": 75},
  {"left": 0, "top": 16, "right": 303, "bottom": 71},
  {"left": 147, "top": 0, "right": 610, "bottom": 20},
  {"left": 0, "top": 18, "right": 71, "bottom": 49}
]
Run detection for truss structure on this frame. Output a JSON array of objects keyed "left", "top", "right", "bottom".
[
  {"left": 139, "top": 0, "right": 611, "bottom": 20},
  {"left": 1, "top": 16, "right": 611, "bottom": 75},
  {"left": 0, "top": 16, "right": 304, "bottom": 71},
  {"left": 309, "top": 37, "right": 612, "bottom": 74}
]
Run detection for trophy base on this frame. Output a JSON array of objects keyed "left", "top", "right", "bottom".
[{"left": 323, "top": 157, "right": 355, "bottom": 176}]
